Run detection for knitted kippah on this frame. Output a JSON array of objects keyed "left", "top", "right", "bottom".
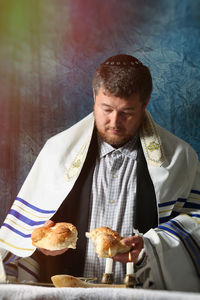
[{"left": 102, "top": 54, "right": 143, "bottom": 67}]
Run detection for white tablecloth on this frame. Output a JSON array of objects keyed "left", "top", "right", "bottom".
[{"left": 0, "top": 284, "right": 199, "bottom": 300}]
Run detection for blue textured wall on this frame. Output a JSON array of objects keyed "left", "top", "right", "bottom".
[{"left": 0, "top": 0, "right": 199, "bottom": 223}]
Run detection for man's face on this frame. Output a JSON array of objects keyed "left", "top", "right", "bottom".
[{"left": 93, "top": 88, "right": 149, "bottom": 147}]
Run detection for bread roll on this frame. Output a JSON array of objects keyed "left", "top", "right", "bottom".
[
  {"left": 51, "top": 275, "right": 88, "bottom": 287},
  {"left": 31, "top": 222, "right": 78, "bottom": 251},
  {"left": 51, "top": 274, "right": 125, "bottom": 288},
  {"left": 85, "top": 227, "right": 131, "bottom": 258}
]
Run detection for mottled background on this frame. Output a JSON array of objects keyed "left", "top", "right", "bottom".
[{"left": 0, "top": 0, "right": 200, "bottom": 224}]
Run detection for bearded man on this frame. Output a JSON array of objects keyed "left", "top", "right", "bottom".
[{"left": 0, "top": 54, "right": 199, "bottom": 292}]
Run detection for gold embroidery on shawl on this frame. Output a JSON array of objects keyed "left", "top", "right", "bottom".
[
  {"left": 159, "top": 209, "right": 172, "bottom": 214},
  {"left": 147, "top": 141, "right": 160, "bottom": 152},
  {"left": 0, "top": 238, "right": 34, "bottom": 251},
  {"left": 72, "top": 159, "right": 81, "bottom": 168},
  {"left": 64, "top": 141, "right": 89, "bottom": 181},
  {"left": 13, "top": 204, "right": 49, "bottom": 219},
  {"left": 140, "top": 111, "right": 165, "bottom": 166},
  {"left": 6, "top": 218, "right": 33, "bottom": 232}
]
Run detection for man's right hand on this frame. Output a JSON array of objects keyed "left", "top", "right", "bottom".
[{"left": 37, "top": 220, "right": 69, "bottom": 256}]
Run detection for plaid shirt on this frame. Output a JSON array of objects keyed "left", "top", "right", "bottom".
[{"left": 83, "top": 134, "right": 139, "bottom": 283}]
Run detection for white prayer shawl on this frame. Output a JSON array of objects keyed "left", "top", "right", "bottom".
[{"left": 0, "top": 111, "right": 199, "bottom": 291}]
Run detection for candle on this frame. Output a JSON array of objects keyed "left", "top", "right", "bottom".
[
  {"left": 105, "top": 248, "right": 113, "bottom": 274},
  {"left": 126, "top": 252, "right": 134, "bottom": 275},
  {"left": 105, "top": 257, "right": 113, "bottom": 274}
]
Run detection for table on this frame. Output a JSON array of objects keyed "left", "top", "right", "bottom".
[{"left": 0, "top": 284, "right": 199, "bottom": 300}]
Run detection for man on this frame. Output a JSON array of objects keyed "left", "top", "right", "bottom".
[{"left": 0, "top": 54, "right": 199, "bottom": 291}]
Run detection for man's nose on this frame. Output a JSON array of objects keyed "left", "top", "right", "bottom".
[{"left": 110, "top": 111, "right": 120, "bottom": 127}]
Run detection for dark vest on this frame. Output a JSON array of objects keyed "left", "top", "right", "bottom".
[{"left": 39, "top": 130, "right": 157, "bottom": 282}]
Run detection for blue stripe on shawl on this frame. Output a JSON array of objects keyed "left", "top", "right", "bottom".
[
  {"left": 158, "top": 219, "right": 200, "bottom": 277},
  {"left": 158, "top": 194, "right": 199, "bottom": 210},
  {"left": 2, "top": 223, "right": 31, "bottom": 238},
  {"left": 16, "top": 197, "right": 56, "bottom": 214},
  {"left": 158, "top": 200, "right": 176, "bottom": 207},
  {"left": 156, "top": 228, "right": 179, "bottom": 241},
  {"left": 188, "top": 213, "right": 200, "bottom": 218},
  {"left": 3, "top": 253, "right": 19, "bottom": 264},
  {"left": 159, "top": 211, "right": 179, "bottom": 224},
  {"left": 184, "top": 202, "right": 200, "bottom": 209},
  {"left": 177, "top": 198, "right": 186, "bottom": 203},
  {"left": 159, "top": 216, "right": 170, "bottom": 223},
  {"left": 8, "top": 209, "right": 46, "bottom": 226},
  {"left": 191, "top": 190, "right": 200, "bottom": 195}
]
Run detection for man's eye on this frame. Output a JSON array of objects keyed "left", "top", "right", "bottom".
[
  {"left": 104, "top": 109, "right": 112, "bottom": 113},
  {"left": 122, "top": 111, "right": 133, "bottom": 116}
]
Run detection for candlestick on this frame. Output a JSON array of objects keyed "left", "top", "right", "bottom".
[
  {"left": 101, "top": 248, "right": 113, "bottom": 284},
  {"left": 101, "top": 272, "right": 113, "bottom": 284},
  {"left": 124, "top": 252, "right": 135, "bottom": 287},
  {"left": 124, "top": 274, "right": 135, "bottom": 288}
]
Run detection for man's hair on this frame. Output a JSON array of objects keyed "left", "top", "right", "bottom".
[{"left": 92, "top": 54, "right": 152, "bottom": 103}]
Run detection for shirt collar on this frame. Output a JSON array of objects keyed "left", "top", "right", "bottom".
[{"left": 98, "top": 134, "right": 139, "bottom": 160}]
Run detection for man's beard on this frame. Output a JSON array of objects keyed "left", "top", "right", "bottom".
[{"left": 95, "top": 122, "right": 134, "bottom": 148}]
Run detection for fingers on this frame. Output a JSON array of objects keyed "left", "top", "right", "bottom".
[
  {"left": 122, "top": 235, "right": 144, "bottom": 249},
  {"left": 113, "top": 248, "right": 141, "bottom": 263},
  {"left": 113, "top": 235, "right": 144, "bottom": 263},
  {"left": 38, "top": 247, "right": 68, "bottom": 256},
  {"left": 113, "top": 252, "right": 130, "bottom": 263},
  {"left": 43, "top": 220, "right": 55, "bottom": 228}
]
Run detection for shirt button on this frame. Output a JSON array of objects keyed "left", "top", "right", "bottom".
[
  {"left": 112, "top": 174, "right": 118, "bottom": 178},
  {"left": 110, "top": 199, "right": 115, "bottom": 204}
]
